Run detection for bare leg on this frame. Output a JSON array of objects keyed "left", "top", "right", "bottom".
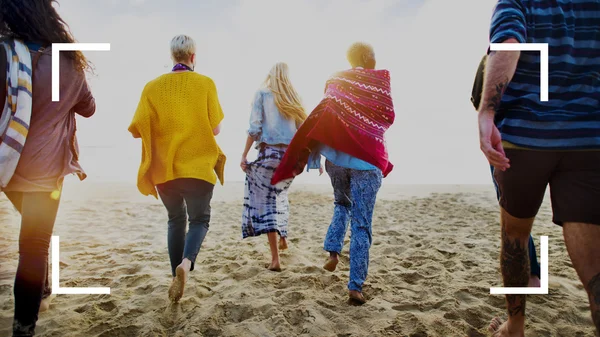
[
  {"left": 348, "top": 290, "right": 366, "bottom": 305},
  {"left": 324, "top": 252, "right": 339, "bottom": 272},
  {"left": 489, "top": 208, "right": 533, "bottom": 337},
  {"left": 528, "top": 275, "right": 541, "bottom": 287},
  {"left": 38, "top": 297, "right": 53, "bottom": 313},
  {"left": 267, "top": 232, "right": 281, "bottom": 272},
  {"left": 490, "top": 165, "right": 541, "bottom": 288},
  {"left": 562, "top": 222, "right": 600, "bottom": 334},
  {"left": 278, "top": 236, "right": 288, "bottom": 251},
  {"left": 168, "top": 258, "right": 191, "bottom": 303}
]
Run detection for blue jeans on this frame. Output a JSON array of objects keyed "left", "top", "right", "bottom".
[
  {"left": 156, "top": 178, "right": 213, "bottom": 277},
  {"left": 323, "top": 161, "right": 383, "bottom": 292},
  {"left": 490, "top": 166, "right": 541, "bottom": 278}
]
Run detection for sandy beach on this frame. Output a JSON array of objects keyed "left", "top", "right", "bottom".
[{"left": 0, "top": 181, "right": 596, "bottom": 337}]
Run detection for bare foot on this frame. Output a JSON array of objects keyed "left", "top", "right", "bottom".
[
  {"left": 168, "top": 265, "right": 187, "bottom": 303},
  {"left": 278, "top": 238, "right": 288, "bottom": 251},
  {"left": 489, "top": 317, "right": 503, "bottom": 334},
  {"left": 488, "top": 317, "right": 525, "bottom": 337},
  {"left": 38, "top": 296, "right": 53, "bottom": 313},
  {"left": 528, "top": 275, "right": 541, "bottom": 287},
  {"left": 348, "top": 290, "right": 366, "bottom": 305},
  {"left": 266, "top": 262, "right": 282, "bottom": 272},
  {"left": 323, "top": 257, "right": 338, "bottom": 272}
]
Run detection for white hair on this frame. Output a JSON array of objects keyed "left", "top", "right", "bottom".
[{"left": 170, "top": 35, "right": 196, "bottom": 62}]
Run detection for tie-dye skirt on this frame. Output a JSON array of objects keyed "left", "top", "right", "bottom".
[{"left": 242, "top": 145, "right": 293, "bottom": 239}]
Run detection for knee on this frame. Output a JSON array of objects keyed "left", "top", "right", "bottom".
[
  {"left": 189, "top": 219, "right": 210, "bottom": 230},
  {"left": 167, "top": 210, "right": 186, "bottom": 224},
  {"left": 500, "top": 208, "right": 534, "bottom": 238},
  {"left": 167, "top": 219, "right": 186, "bottom": 232}
]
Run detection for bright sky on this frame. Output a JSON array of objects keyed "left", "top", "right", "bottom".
[{"left": 56, "top": 0, "right": 498, "bottom": 185}]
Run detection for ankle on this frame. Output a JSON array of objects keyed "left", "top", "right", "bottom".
[
  {"left": 506, "top": 317, "right": 525, "bottom": 334},
  {"left": 180, "top": 259, "right": 192, "bottom": 271}
]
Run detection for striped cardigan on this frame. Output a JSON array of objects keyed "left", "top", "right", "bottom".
[{"left": 0, "top": 39, "right": 33, "bottom": 189}]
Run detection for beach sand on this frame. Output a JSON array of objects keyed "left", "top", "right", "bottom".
[{"left": 0, "top": 182, "right": 596, "bottom": 337}]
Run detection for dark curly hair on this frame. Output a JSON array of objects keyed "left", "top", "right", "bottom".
[{"left": 0, "top": 0, "right": 91, "bottom": 72}]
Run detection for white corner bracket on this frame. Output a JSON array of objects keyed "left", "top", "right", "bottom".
[
  {"left": 490, "top": 236, "right": 549, "bottom": 295},
  {"left": 52, "top": 43, "right": 111, "bottom": 101},
  {"left": 51, "top": 236, "right": 111, "bottom": 295},
  {"left": 489, "top": 43, "right": 548, "bottom": 102}
]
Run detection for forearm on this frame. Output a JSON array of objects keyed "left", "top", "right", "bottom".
[
  {"left": 479, "top": 40, "right": 520, "bottom": 116},
  {"left": 242, "top": 135, "right": 254, "bottom": 157}
]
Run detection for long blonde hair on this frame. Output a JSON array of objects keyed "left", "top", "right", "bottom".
[{"left": 263, "top": 62, "right": 307, "bottom": 125}]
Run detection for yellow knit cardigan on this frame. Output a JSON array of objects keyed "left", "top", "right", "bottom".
[{"left": 128, "top": 72, "right": 226, "bottom": 198}]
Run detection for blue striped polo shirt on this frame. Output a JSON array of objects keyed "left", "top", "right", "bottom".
[{"left": 490, "top": 0, "right": 600, "bottom": 150}]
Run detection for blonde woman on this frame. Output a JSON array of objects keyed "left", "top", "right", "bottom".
[
  {"left": 240, "top": 62, "right": 310, "bottom": 272},
  {"left": 129, "top": 35, "right": 225, "bottom": 303}
]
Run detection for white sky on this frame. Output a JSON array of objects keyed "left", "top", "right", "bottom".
[{"left": 55, "top": 0, "right": 498, "bottom": 185}]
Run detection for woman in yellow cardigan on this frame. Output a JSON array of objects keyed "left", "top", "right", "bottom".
[{"left": 128, "top": 34, "right": 225, "bottom": 303}]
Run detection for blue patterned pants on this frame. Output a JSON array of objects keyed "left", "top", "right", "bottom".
[{"left": 323, "top": 161, "right": 383, "bottom": 292}]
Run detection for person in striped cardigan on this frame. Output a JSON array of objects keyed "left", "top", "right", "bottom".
[{"left": 0, "top": 1, "right": 95, "bottom": 336}]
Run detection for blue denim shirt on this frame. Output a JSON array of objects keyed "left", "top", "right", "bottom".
[
  {"left": 248, "top": 88, "right": 297, "bottom": 147},
  {"left": 307, "top": 144, "right": 377, "bottom": 171}
]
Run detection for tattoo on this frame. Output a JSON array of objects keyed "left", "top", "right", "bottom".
[
  {"left": 486, "top": 81, "right": 508, "bottom": 112},
  {"left": 506, "top": 294, "right": 526, "bottom": 316},
  {"left": 500, "top": 226, "right": 529, "bottom": 317},
  {"left": 587, "top": 273, "right": 600, "bottom": 331}
]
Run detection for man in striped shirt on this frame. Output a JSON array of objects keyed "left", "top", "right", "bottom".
[{"left": 478, "top": 1, "right": 600, "bottom": 336}]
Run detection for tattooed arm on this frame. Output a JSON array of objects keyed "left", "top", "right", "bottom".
[
  {"left": 478, "top": 38, "right": 521, "bottom": 116},
  {"left": 482, "top": 0, "right": 527, "bottom": 115},
  {"left": 477, "top": 38, "right": 520, "bottom": 171}
]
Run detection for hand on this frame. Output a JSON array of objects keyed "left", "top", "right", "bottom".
[
  {"left": 240, "top": 156, "right": 249, "bottom": 173},
  {"left": 478, "top": 111, "right": 510, "bottom": 171},
  {"left": 319, "top": 166, "right": 324, "bottom": 176}
]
